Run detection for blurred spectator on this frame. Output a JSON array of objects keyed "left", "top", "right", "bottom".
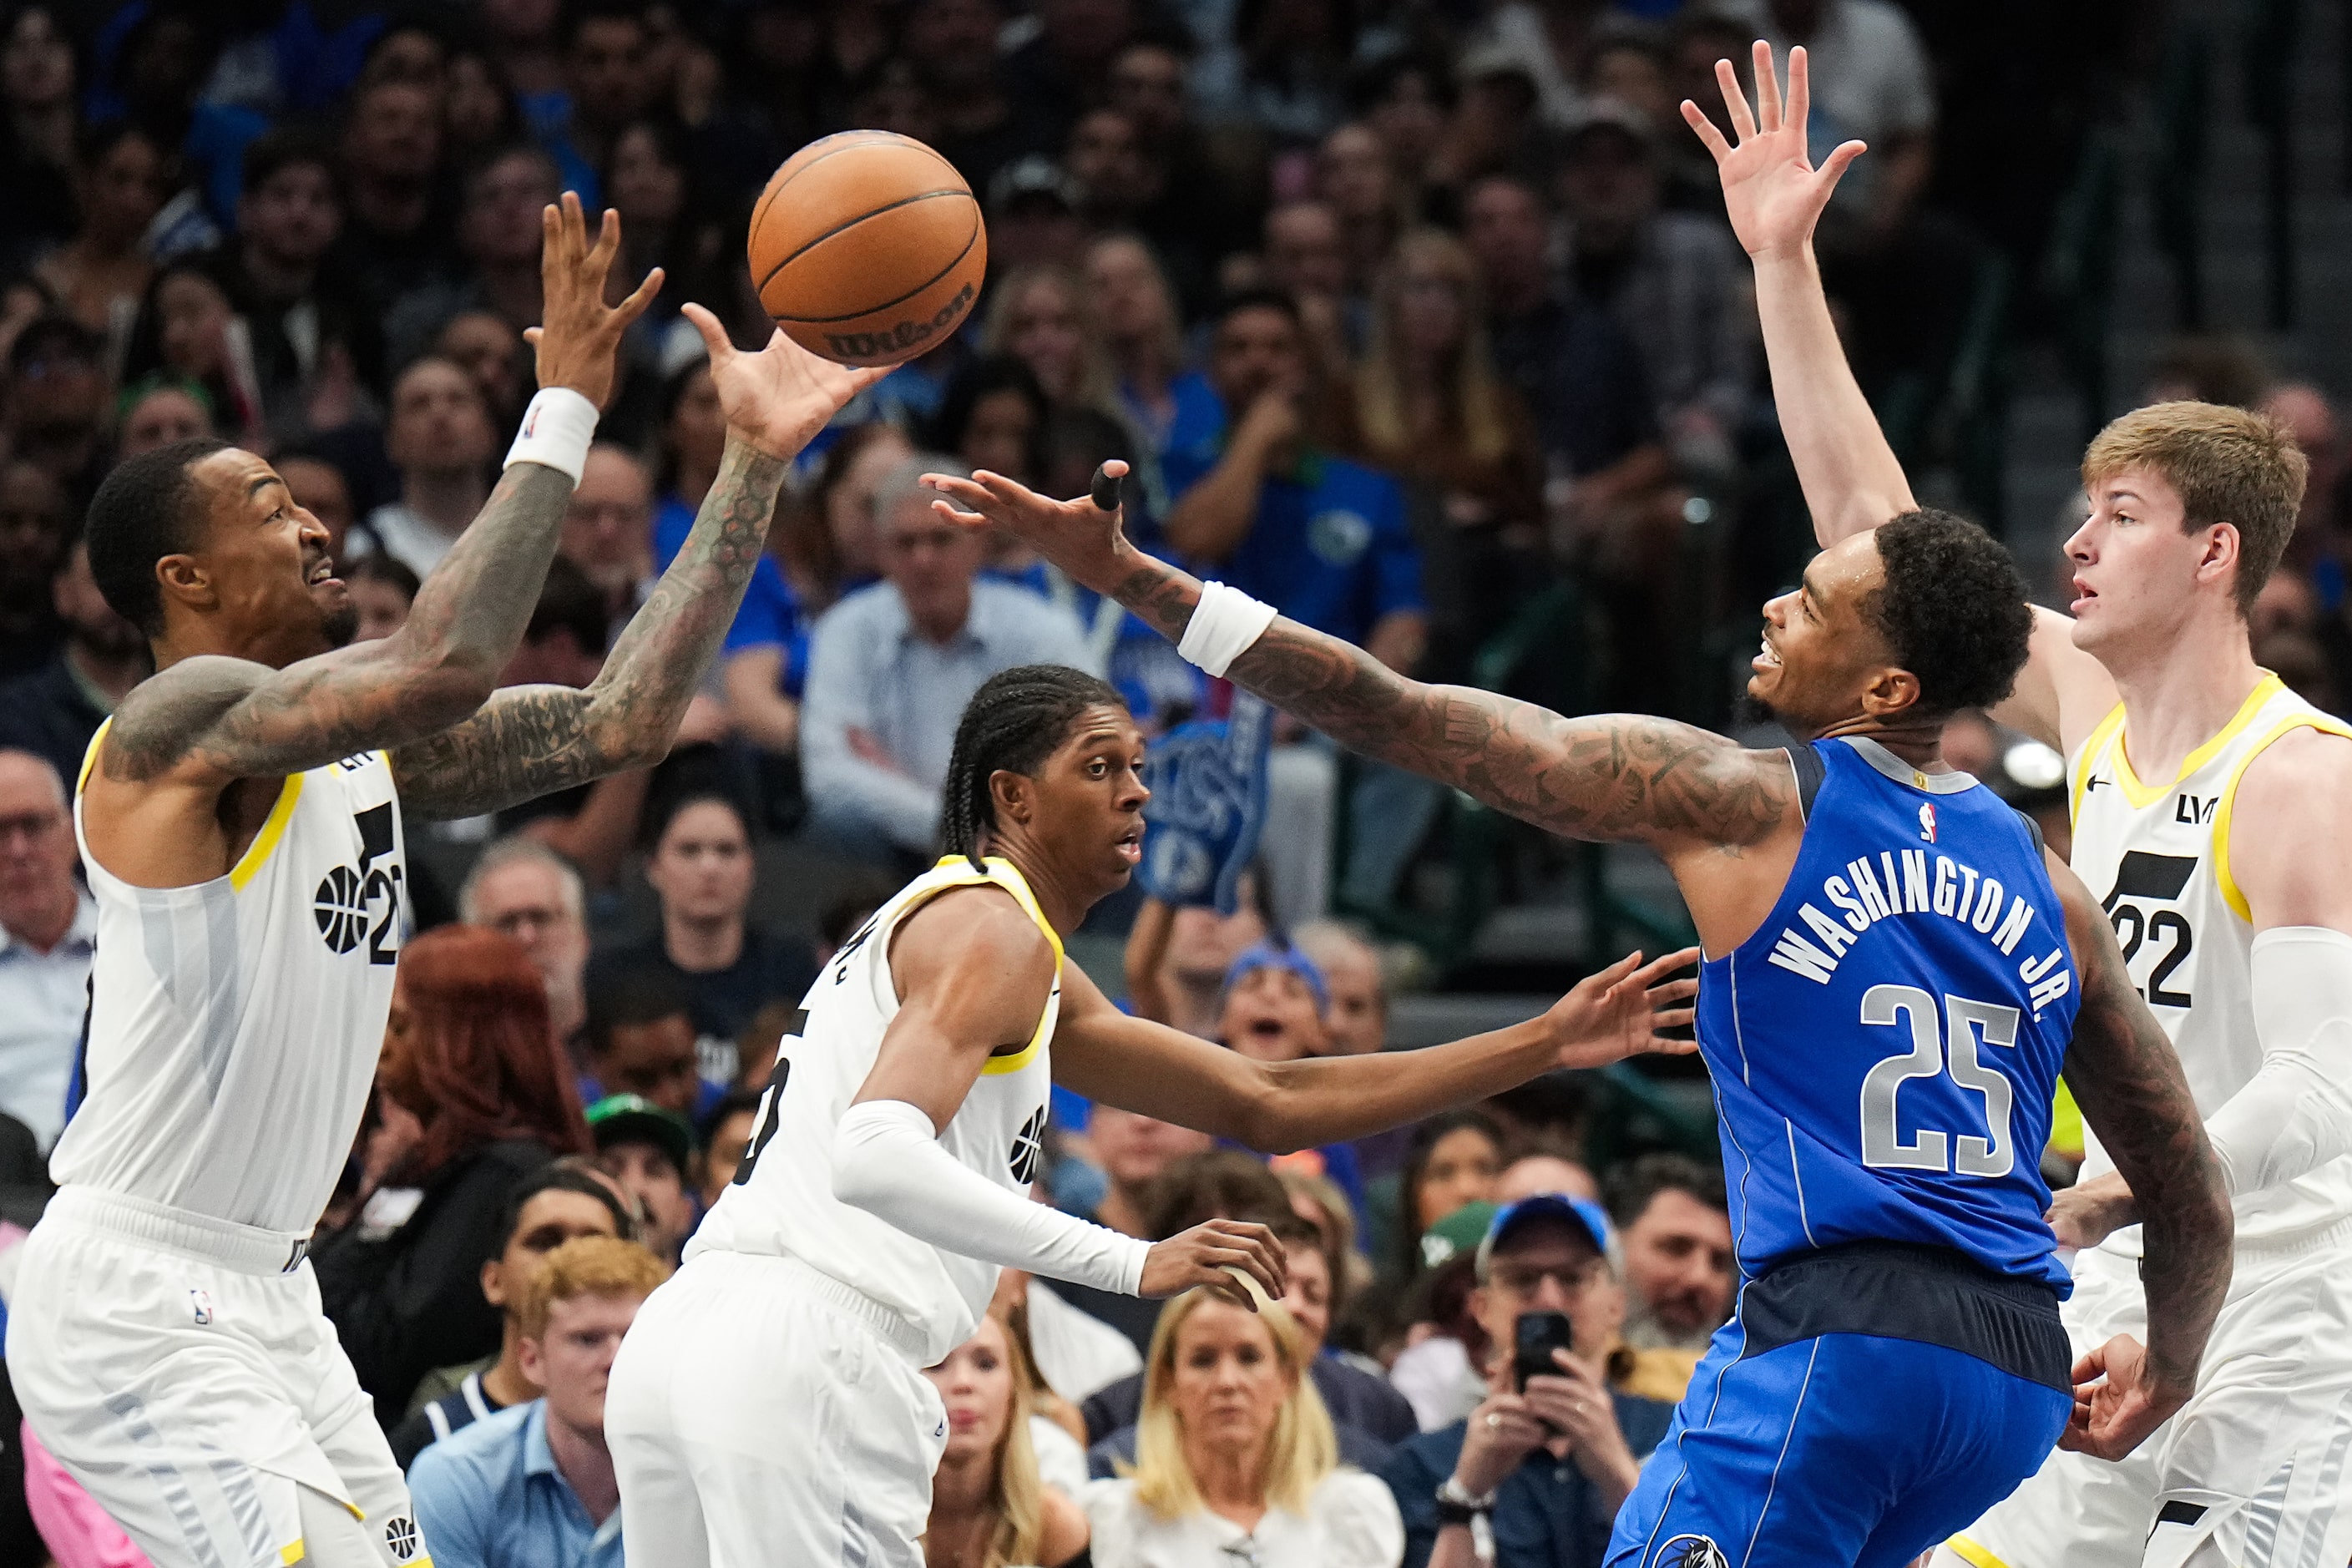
[
  {"left": 1293, "top": 920, "right": 1386, "bottom": 1055},
  {"left": 1079, "top": 1288, "right": 1405, "bottom": 1567},
  {"left": 1602, "top": 1154, "right": 1733, "bottom": 1366},
  {"left": 275, "top": 446, "right": 362, "bottom": 556},
  {"left": 408, "top": 1234, "right": 670, "bottom": 1568},
  {"left": 1388, "top": 1112, "right": 1505, "bottom": 1281},
  {"left": 2140, "top": 334, "right": 2273, "bottom": 412},
  {"left": 1355, "top": 53, "right": 1455, "bottom": 212},
  {"left": 438, "top": 310, "right": 531, "bottom": 437},
  {"left": 461, "top": 837, "right": 594, "bottom": 1050},
  {"left": 1085, "top": 1216, "right": 1418, "bottom": 1475},
  {"left": 1197, "top": 0, "right": 1355, "bottom": 145},
  {"left": 120, "top": 255, "right": 262, "bottom": 442},
  {"left": 539, "top": 2, "right": 662, "bottom": 210},
  {"left": 906, "top": 0, "right": 1055, "bottom": 202},
  {"left": 1350, "top": 226, "right": 1545, "bottom": 687},
  {"left": 1715, "top": 0, "right": 1935, "bottom": 232},
  {"left": 0, "top": 457, "right": 68, "bottom": 676},
  {"left": 387, "top": 144, "right": 561, "bottom": 367},
  {"left": 226, "top": 129, "right": 382, "bottom": 432},
  {"left": 1378, "top": 1196, "right": 1675, "bottom": 1568},
  {"left": 999, "top": 0, "right": 1141, "bottom": 150},
  {"left": 1083, "top": 1105, "right": 1216, "bottom": 1238},
  {"left": 116, "top": 373, "right": 214, "bottom": 456},
  {"left": 1124, "top": 887, "right": 1272, "bottom": 1039},
  {"left": 444, "top": 45, "right": 529, "bottom": 167},
  {"left": 33, "top": 123, "right": 164, "bottom": 337},
  {"left": 1103, "top": 40, "right": 1250, "bottom": 307},
  {"left": 988, "top": 155, "right": 1091, "bottom": 273},
  {"left": 1493, "top": 1147, "right": 1600, "bottom": 1205},
  {"left": 0, "top": 537, "right": 147, "bottom": 792},
  {"left": 365, "top": 357, "right": 498, "bottom": 578},
  {"left": 601, "top": 117, "right": 721, "bottom": 354},
  {"left": 1086, "top": 232, "right": 1208, "bottom": 456},
  {"left": 696, "top": 1085, "right": 763, "bottom": 1206},
  {"left": 6, "top": 312, "right": 110, "bottom": 510},
  {"left": 924, "top": 1312, "right": 1093, "bottom": 1568},
  {"left": 1072, "top": 1147, "right": 1295, "bottom": 1352},
  {"left": 0, "top": 749, "right": 89, "bottom": 1150},
  {"left": 314, "top": 925, "right": 594, "bottom": 1427},
  {"left": 2261, "top": 382, "right": 2346, "bottom": 589},
  {"left": 1160, "top": 291, "right": 1424, "bottom": 670},
  {"left": 1318, "top": 124, "right": 1405, "bottom": 296},
  {"left": 562, "top": 443, "right": 657, "bottom": 637},
  {"left": 580, "top": 969, "right": 703, "bottom": 1121},
  {"left": 389, "top": 1166, "right": 635, "bottom": 1469},
  {"left": 981, "top": 266, "right": 1121, "bottom": 422},
  {"left": 781, "top": 418, "right": 912, "bottom": 613},
  {"left": 1261, "top": 199, "right": 1361, "bottom": 377},
  {"left": 346, "top": 552, "right": 419, "bottom": 643},
  {"left": 932, "top": 355, "right": 1050, "bottom": 490},
  {"left": 0, "top": 5, "right": 78, "bottom": 266},
  {"left": 336, "top": 74, "right": 456, "bottom": 311},
  {"left": 1219, "top": 941, "right": 1333, "bottom": 1063},
  {"left": 1554, "top": 99, "right": 1753, "bottom": 477},
  {"left": 593, "top": 789, "right": 815, "bottom": 1081},
  {"left": 1067, "top": 106, "right": 1156, "bottom": 235},
  {"left": 586, "top": 1092, "right": 698, "bottom": 1265},
  {"left": 802, "top": 456, "right": 1099, "bottom": 862}
]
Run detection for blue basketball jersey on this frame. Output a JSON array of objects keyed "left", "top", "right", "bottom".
[{"left": 1697, "top": 736, "right": 2080, "bottom": 1293}]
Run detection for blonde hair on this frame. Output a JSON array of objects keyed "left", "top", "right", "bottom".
[
  {"left": 2081, "top": 400, "right": 2309, "bottom": 616},
  {"left": 517, "top": 1234, "right": 669, "bottom": 1339},
  {"left": 1354, "top": 227, "right": 1514, "bottom": 468},
  {"left": 964, "top": 1312, "right": 1051, "bottom": 1568},
  {"left": 1130, "top": 1289, "right": 1338, "bottom": 1523},
  {"left": 1085, "top": 231, "right": 1186, "bottom": 374},
  {"left": 980, "top": 264, "right": 1121, "bottom": 416}
]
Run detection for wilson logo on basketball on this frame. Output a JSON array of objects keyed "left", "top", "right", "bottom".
[
  {"left": 1009, "top": 1106, "right": 1046, "bottom": 1186},
  {"left": 824, "top": 281, "right": 976, "bottom": 363}
]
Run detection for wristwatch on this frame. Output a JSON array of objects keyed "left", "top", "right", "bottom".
[{"left": 1434, "top": 1474, "right": 1498, "bottom": 1526}]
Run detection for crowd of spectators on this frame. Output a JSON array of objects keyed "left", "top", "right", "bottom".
[{"left": 2, "top": 0, "right": 2349, "bottom": 1565}]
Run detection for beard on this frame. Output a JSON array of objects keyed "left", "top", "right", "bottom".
[{"left": 321, "top": 599, "right": 359, "bottom": 650}]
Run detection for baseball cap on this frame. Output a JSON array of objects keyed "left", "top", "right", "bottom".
[
  {"left": 1562, "top": 96, "right": 1657, "bottom": 152},
  {"left": 1419, "top": 1199, "right": 1499, "bottom": 1271},
  {"left": 1475, "top": 1192, "right": 1624, "bottom": 1281},
  {"left": 585, "top": 1093, "right": 694, "bottom": 1173},
  {"left": 989, "top": 155, "right": 1080, "bottom": 215}
]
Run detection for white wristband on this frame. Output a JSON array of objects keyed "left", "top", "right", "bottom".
[
  {"left": 1176, "top": 581, "right": 1278, "bottom": 677},
  {"left": 503, "top": 387, "right": 599, "bottom": 483}
]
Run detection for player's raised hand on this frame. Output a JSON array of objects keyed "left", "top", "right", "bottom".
[
  {"left": 1542, "top": 948, "right": 1702, "bottom": 1070},
  {"left": 923, "top": 461, "right": 1132, "bottom": 595},
  {"left": 1140, "top": 1216, "right": 1287, "bottom": 1309},
  {"left": 680, "top": 304, "right": 891, "bottom": 459},
  {"left": 2059, "top": 1333, "right": 2188, "bottom": 1460},
  {"left": 1681, "top": 43, "right": 1864, "bottom": 262},
  {"left": 527, "top": 192, "right": 665, "bottom": 408}
]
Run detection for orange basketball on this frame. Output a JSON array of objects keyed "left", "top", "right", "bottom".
[{"left": 747, "top": 130, "right": 988, "bottom": 367}]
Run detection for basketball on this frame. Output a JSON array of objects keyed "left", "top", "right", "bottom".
[{"left": 747, "top": 130, "right": 988, "bottom": 368}]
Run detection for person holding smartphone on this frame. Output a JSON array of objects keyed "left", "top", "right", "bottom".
[{"left": 1378, "top": 1196, "right": 1677, "bottom": 1568}]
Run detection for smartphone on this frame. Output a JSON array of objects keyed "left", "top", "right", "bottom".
[{"left": 1513, "top": 1309, "right": 1576, "bottom": 1391}]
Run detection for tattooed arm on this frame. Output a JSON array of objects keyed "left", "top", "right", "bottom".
[
  {"left": 392, "top": 311, "right": 887, "bottom": 819},
  {"left": 2048, "top": 848, "right": 2233, "bottom": 1460},
  {"left": 922, "top": 467, "right": 1793, "bottom": 856}
]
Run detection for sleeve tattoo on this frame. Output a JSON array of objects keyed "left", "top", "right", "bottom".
[
  {"left": 1105, "top": 552, "right": 1790, "bottom": 849},
  {"left": 392, "top": 441, "right": 791, "bottom": 819}
]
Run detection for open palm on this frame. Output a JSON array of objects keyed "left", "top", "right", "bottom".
[
  {"left": 1545, "top": 948, "right": 1703, "bottom": 1071},
  {"left": 682, "top": 303, "right": 891, "bottom": 458},
  {"left": 1682, "top": 42, "right": 1865, "bottom": 260}
]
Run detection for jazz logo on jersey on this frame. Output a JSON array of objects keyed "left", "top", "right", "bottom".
[
  {"left": 189, "top": 1289, "right": 213, "bottom": 1325},
  {"left": 314, "top": 802, "right": 403, "bottom": 964},
  {"left": 1009, "top": 1106, "right": 1046, "bottom": 1186},
  {"left": 1919, "top": 802, "right": 1938, "bottom": 843},
  {"left": 383, "top": 1515, "right": 420, "bottom": 1561}
]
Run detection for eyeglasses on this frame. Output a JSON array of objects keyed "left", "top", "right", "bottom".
[{"left": 1488, "top": 1259, "right": 1606, "bottom": 1297}]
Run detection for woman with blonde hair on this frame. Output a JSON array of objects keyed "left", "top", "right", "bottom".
[
  {"left": 923, "top": 1312, "right": 1091, "bottom": 1568},
  {"left": 980, "top": 264, "right": 1122, "bottom": 419},
  {"left": 1081, "top": 1288, "right": 1404, "bottom": 1566}
]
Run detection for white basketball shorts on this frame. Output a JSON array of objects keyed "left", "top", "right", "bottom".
[
  {"left": 7, "top": 1187, "right": 421, "bottom": 1568},
  {"left": 1943, "top": 1222, "right": 2352, "bottom": 1568},
  {"left": 606, "top": 1249, "right": 951, "bottom": 1568}
]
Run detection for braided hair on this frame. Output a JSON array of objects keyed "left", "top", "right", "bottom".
[{"left": 939, "top": 665, "right": 1127, "bottom": 868}]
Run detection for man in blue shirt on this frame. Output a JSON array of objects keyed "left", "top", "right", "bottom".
[
  {"left": 409, "top": 1236, "right": 670, "bottom": 1568},
  {"left": 1379, "top": 1196, "right": 1676, "bottom": 1568}
]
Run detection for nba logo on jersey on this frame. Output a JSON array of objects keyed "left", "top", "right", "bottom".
[
  {"left": 189, "top": 1289, "right": 213, "bottom": 1326},
  {"left": 1919, "top": 802, "right": 1938, "bottom": 842}
]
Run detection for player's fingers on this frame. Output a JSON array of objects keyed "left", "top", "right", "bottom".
[
  {"left": 1786, "top": 44, "right": 1811, "bottom": 133},
  {"left": 614, "top": 265, "right": 665, "bottom": 326},
  {"left": 970, "top": 468, "right": 1048, "bottom": 508},
  {"left": 1644, "top": 1036, "right": 1701, "bottom": 1056},
  {"left": 522, "top": 326, "right": 542, "bottom": 348},
  {"left": 1647, "top": 1004, "right": 1698, "bottom": 1031},
  {"left": 1752, "top": 39, "right": 1782, "bottom": 133},
  {"left": 1716, "top": 57, "right": 1757, "bottom": 142},
  {"left": 679, "top": 301, "right": 733, "bottom": 362},
  {"left": 2069, "top": 1345, "right": 2110, "bottom": 1386},
  {"left": 1818, "top": 140, "right": 1868, "bottom": 192},
  {"left": 586, "top": 205, "right": 623, "bottom": 271},
  {"left": 929, "top": 498, "right": 990, "bottom": 529},
  {"left": 1681, "top": 100, "right": 1733, "bottom": 163},
  {"left": 1646, "top": 977, "right": 1702, "bottom": 1006},
  {"left": 923, "top": 473, "right": 1003, "bottom": 516},
  {"left": 840, "top": 363, "right": 893, "bottom": 397},
  {"left": 540, "top": 201, "right": 562, "bottom": 262},
  {"left": 560, "top": 190, "right": 586, "bottom": 259},
  {"left": 1633, "top": 945, "right": 1702, "bottom": 985}
]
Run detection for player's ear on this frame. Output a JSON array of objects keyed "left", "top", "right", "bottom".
[
  {"left": 154, "top": 552, "right": 216, "bottom": 614},
  {"left": 989, "top": 766, "right": 1034, "bottom": 827},
  {"left": 481, "top": 1255, "right": 506, "bottom": 1308},
  {"left": 1860, "top": 665, "right": 1922, "bottom": 720}
]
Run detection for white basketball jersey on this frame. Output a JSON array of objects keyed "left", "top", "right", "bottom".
[
  {"left": 53, "top": 721, "right": 410, "bottom": 1237},
  {"left": 690, "top": 855, "right": 1058, "bottom": 1366},
  {"left": 2070, "top": 673, "right": 2352, "bottom": 1253}
]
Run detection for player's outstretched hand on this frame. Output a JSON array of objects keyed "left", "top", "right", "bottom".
[
  {"left": 1543, "top": 948, "right": 1702, "bottom": 1070},
  {"left": 2059, "top": 1333, "right": 2188, "bottom": 1460},
  {"left": 1681, "top": 42, "right": 1865, "bottom": 262},
  {"left": 923, "top": 462, "right": 1131, "bottom": 595},
  {"left": 2046, "top": 1171, "right": 2139, "bottom": 1252},
  {"left": 1140, "top": 1216, "right": 1286, "bottom": 1309},
  {"left": 680, "top": 304, "right": 890, "bottom": 460},
  {"left": 528, "top": 192, "right": 665, "bottom": 409}
]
